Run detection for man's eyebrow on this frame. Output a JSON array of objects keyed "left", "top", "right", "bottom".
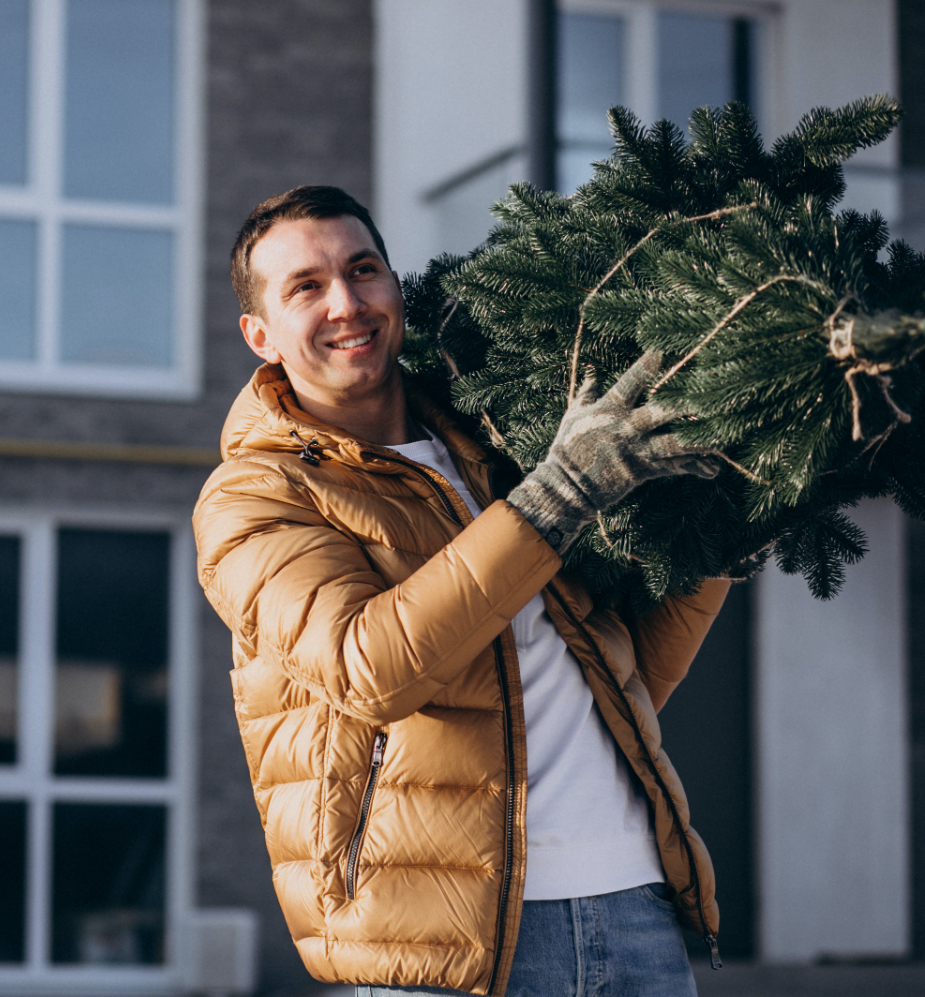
[
  {"left": 281, "top": 249, "right": 384, "bottom": 290},
  {"left": 282, "top": 266, "right": 321, "bottom": 287},
  {"left": 347, "top": 248, "right": 384, "bottom": 265}
]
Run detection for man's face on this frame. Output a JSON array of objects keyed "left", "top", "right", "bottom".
[{"left": 240, "top": 215, "right": 405, "bottom": 411}]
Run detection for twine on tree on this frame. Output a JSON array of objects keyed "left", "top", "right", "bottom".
[
  {"left": 827, "top": 317, "right": 912, "bottom": 441},
  {"left": 714, "top": 452, "right": 771, "bottom": 486},
  {"left": 650, "top": 272, "right": 829, "bottom": 392},
  {"left": 641, "top": 271, "right": 830, "bottom": 488},
  {"left": 567, "top": 203, "right": 759, "bottom": 404},
  {"left": 439, "top": 296, "right": 506, "bottom": 448}
]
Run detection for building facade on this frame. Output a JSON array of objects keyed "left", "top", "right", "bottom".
[
  {"left": 0, "top": 2, "right": 921, "bottom": 995},
  {"left": 374, "top": 0, "right": 922, "bottom": 970},
  {"left": 0, "top": 2, "right": 372, "bottom": 995}
]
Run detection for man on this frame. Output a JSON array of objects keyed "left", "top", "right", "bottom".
[{"left": 194, "top": 185, "right": 729, "bottom": 997}]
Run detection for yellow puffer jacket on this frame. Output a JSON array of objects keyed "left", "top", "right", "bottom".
[{"left": 193, "top": 364, "right": 729, "bottom": 996}]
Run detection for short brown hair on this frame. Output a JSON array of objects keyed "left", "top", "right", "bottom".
[{"left": 230, "top": 185, "right": 391, "bottom": 317}]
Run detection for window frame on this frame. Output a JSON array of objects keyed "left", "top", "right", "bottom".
[
  {"left": 0, "top": 0, "right": 206, "bottom": 400},
  {"left": 558, "top": 0, "right": 777, "bottom": 147},
  {"left": 0, "top": 507, "right": 198, "bottom": 995}
]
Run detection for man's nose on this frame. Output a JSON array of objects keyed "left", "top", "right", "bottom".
[{"left": 326, "top": 279, "right": 365, "bottom": 320}]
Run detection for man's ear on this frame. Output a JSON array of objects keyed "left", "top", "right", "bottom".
[{"left": 240, "top": 313, "right": 283, "bottom": 364}]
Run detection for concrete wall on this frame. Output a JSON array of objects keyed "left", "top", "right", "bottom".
[
  {"left": 372, "top": 0, "right": 913, "bottom": 968},
  {"left": 754, "top": 499, "right": 910, "bottom": 962},
  {"left": 374, "top": 0, "right": 529, "bottom": 274}
]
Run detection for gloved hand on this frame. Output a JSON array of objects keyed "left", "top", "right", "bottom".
[{"left": 506, "top": 351, "right": 720, "bottom": 552}]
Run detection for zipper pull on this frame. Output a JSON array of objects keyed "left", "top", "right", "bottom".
[
  {"left": 705, "top": 934, "right": 722, "bottom": 970},
  {"left": 289, "top": 429, "right": 330, "bottom": 466},
  {"left": 371, "top": 732, "right": 387, "bottom": 767}
]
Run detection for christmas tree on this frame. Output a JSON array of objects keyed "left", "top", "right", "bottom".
[{"left": 401, "top": 96, "right": 925, "bottom": 605}]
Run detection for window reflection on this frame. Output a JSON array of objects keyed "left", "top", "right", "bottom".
[
  {"left": 60, "top": 225, "right": 175, "bottom": 368},
  {"left": 0, "top": 0, "right": 29, "bottom": 186},
  {"left": 63, "top": 0, "right": 176, "bottom": 203},
  {"left": 0, "top": 800, "right": 26, "bottom": 963},
  {"left": 0, "top": 219, "right": 38, "bottom": 361},
  {"left": 55, "top": 529, "right": 170, "bottom": 777},
  {"left": 0, "top": 535, "right": 20, "bottom": 765},
  {"left": 557, "top": 12, "right": 625, "bottom": 193},
  {"left": 52, "top": 803, "right": 165, "bottom": 964},
  {"left": 658, "top": 12, "right": 760, "bottom": 135},
  {"left": 556, "top": 9, "right": 761, "bottom": 193}
]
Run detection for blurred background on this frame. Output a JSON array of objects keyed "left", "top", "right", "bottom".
[{"left": 0, "top": 1, "right": 922, "bottom": 995}]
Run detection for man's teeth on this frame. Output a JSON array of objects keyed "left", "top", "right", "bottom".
[{"left": 332, "top": 333, "right": 374, "bottom": 349}]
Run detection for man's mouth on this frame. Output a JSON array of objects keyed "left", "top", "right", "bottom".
[{"left": 330, "top": 331, "right": 375, "bottom": 350}]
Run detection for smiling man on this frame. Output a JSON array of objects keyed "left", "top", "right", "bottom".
[
  {"left": 236, "top": 211, "right": 412, "bottom": 445},
  {"left": 194, "top": 185, "right": 729, "bottom": 997}
]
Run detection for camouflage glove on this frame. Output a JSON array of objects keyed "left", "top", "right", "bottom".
[{"left": 506, "top": 351, "right": 720, "bottom": 552}]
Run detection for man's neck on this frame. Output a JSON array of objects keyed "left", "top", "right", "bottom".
[{"left": 288, "top": 376, "right": 424, "bottom": 446}]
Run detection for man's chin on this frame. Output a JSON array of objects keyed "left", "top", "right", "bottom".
[{"left": 287, "top": 359, "right": 404, "bottom": 407}]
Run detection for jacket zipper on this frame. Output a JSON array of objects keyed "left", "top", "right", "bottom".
[
  {"left": 367, "top": 451, "right": 518, "bottom": 989},
  {"left": 353, "top": 451, "right": 716, "bottom": 974},
  {"left": 483, "top": 477, "right": 517, "bottom": 994},
  {"left": 486, "top": 636, "right": 516, "bottom": 995},
  {"left": 346, "top": 731, "right": 388, "bottom": 901},
  {"left": 362, "top": 452, "right": 466, "bottom": 525},
  {"left": 546, "top": 586, "right": 723, "bottom": 970}
]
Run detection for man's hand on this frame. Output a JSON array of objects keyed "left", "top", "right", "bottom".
[{"left": 506, "top": 350, "right": 720, "bottom": 552}]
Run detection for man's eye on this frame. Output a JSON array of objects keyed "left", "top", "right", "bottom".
[{"left": 353, "top": 263, "right": 377, "bottom": 276}]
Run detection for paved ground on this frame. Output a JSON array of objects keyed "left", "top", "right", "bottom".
[
  {"left": 311, "top": 962, "right": 925, "bottom": 996},
  {"left": 693, "top": 961, "right": 925, "bottom": 996}
]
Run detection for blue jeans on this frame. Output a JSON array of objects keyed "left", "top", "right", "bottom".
[{"left": 356, "top": 883, "right": 697, "bottom": 996}]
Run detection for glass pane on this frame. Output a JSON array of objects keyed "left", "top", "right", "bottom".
[
  {"left": 0, "top": 801, "right": 26, "bottom": 962},
  {"left": 63, "top": 0, "right": 175, "bottom": 203},
  {"left": 558, "top": 143, "right": 611, "bottom": 199},
  {"left": 60, "top": 225, "right": 174, "bottom": 368},
  {"left": 557, "top": 13, "right": 625, "bottom": 193},
  {"left": 52, "top": 803, "right": 165, "bottom": 964},
  {"left": 0, "top": 535, "right": 21, "bottom": 765},
  {"left": 55, "top": 529, "right": 170, "bottom": 778},
  {"left": 0, "top": 219, "right": 37, "bottom": 361},
  {"left": 558, "top": 13, "right": 625, "bottom": 144},
  {"left": 658, "top": 12, "right": 734, "bottom": 135},
  {"left": 0, "top": 0, "right": 29, "bottom": 185},
  {"left": 435, "top": 159, "right": 519, "bottom": 256}
]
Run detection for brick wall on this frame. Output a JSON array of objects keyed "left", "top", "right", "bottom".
[
  {"left": 201, "top": 4, "right": 374, "bottom": 994},
  {"left": 0, "top": 2, "right": 374, "bottom": 993}
]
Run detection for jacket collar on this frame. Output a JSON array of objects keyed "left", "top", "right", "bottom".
[{"left": 220, "top": 363, "right": 495, "bottom": 476}]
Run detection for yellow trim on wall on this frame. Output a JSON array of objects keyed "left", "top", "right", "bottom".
[{"left": 0, "top": 438, "right": 221, "bottom": 466}]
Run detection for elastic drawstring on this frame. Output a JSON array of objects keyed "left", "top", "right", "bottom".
[{"left": 289, "top": 430, "right": 330, "bottom": 467}]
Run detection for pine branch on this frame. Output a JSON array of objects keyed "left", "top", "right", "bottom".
[{"left": 401, "top": 95, "right": 925, "bottom": 603}]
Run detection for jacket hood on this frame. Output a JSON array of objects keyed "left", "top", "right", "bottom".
[{"left": 221, "top": 363, "right": 494, "bottom": 473}]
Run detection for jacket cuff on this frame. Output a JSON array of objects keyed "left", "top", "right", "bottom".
[{"left": 505, "top": 461, "right": 589, "bottom": 551}]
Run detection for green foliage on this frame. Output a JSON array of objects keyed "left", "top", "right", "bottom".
[{"left": 401, "top": 95, "right": 925, "bottom": 604}]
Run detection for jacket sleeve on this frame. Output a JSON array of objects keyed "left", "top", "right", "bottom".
[
  {"left": 194, "top": 460, "right": 561, "bottom": 724},
  {"left": 624, "top": 579, "right": 730, "bottom": 712}
]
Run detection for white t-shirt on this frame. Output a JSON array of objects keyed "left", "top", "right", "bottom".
[{"left": 388, "top": 430, "right": 664, "bottom": 900}]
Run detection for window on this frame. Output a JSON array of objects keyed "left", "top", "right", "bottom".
[
  {"left": 0, "top": 0, "right": 204, "bottom": 398},
  {"left": 557, "top": 1, "right": 766, "bottom": 193},
  {"left": 0, "top": 512, "right": 195, "bottom": 994}
]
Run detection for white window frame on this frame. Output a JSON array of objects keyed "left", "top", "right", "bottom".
[
  {"left": 0, "top": 507, "right": 198, "bottom": 996},
  {"left": 559, "top": 0, "right": 778, "bottom": 142},
  {"left": 0, "top": 0, "right": 205, "bottom": 400}
]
